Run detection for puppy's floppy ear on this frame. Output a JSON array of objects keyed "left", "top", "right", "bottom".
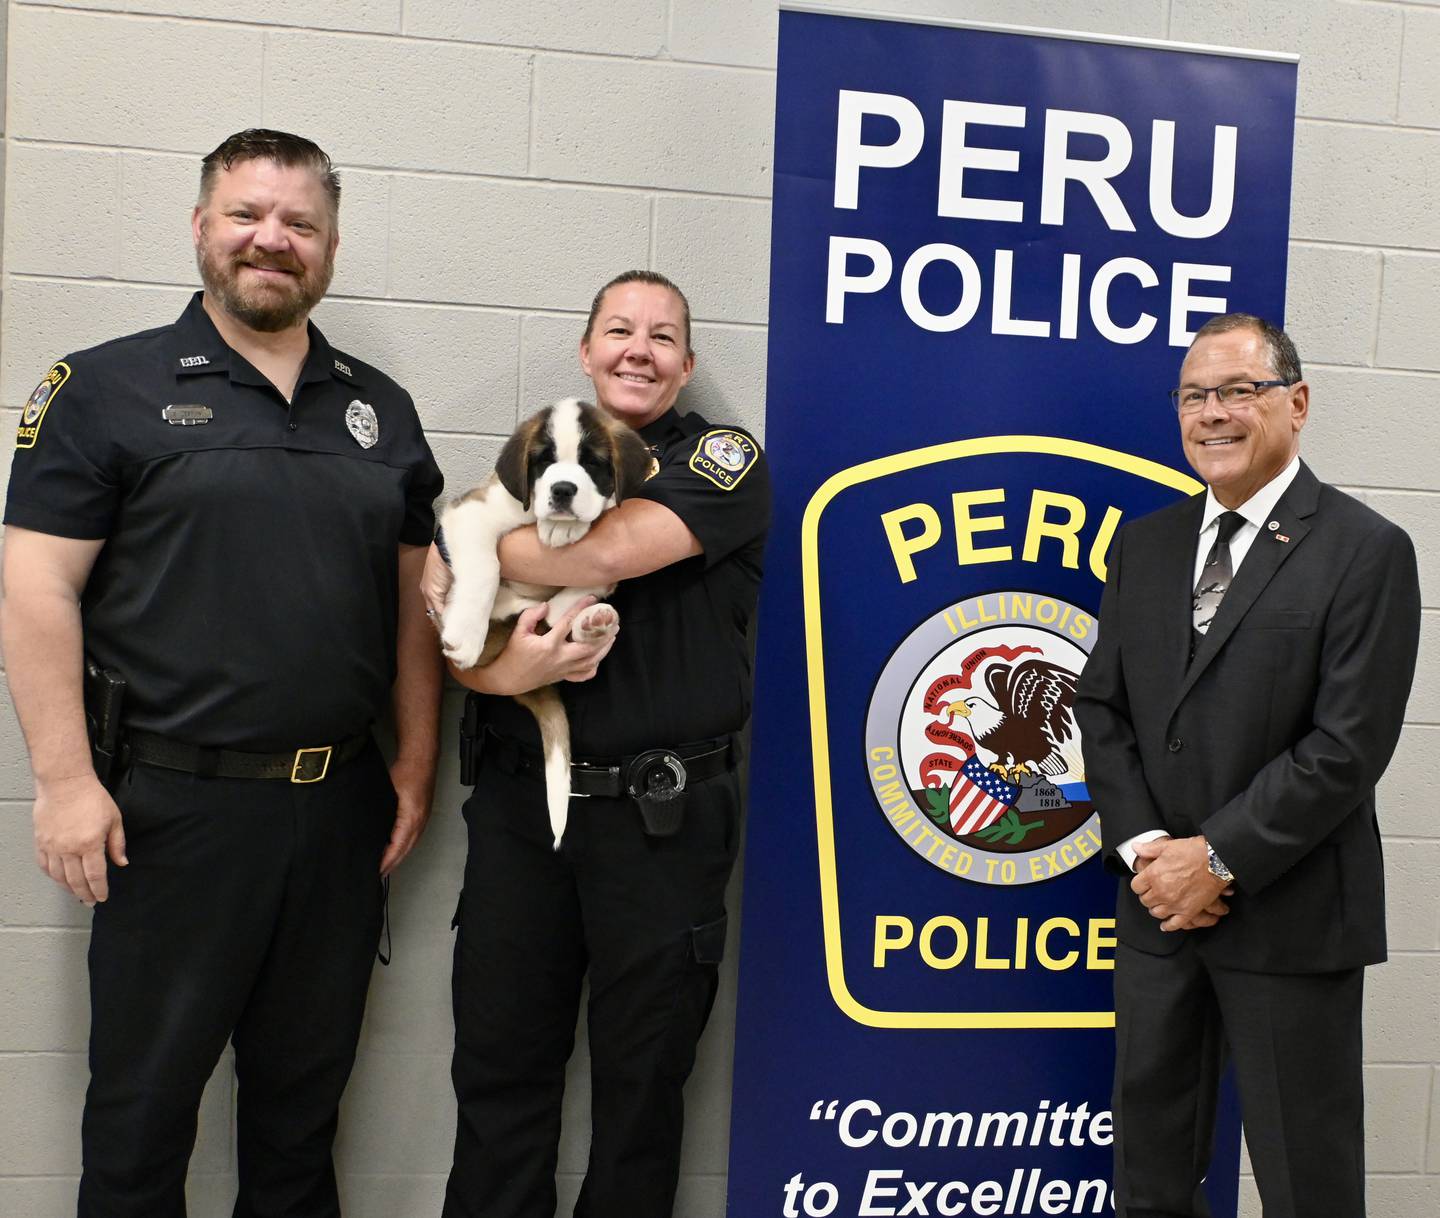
[
  {"left": 495, "top": 415, "right": 539, "bottom": 509},
  {"left": 611, "top": 424, "right": 654, "bottom": 502}
]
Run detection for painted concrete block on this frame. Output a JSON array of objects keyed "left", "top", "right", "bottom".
[
  {"left": 310, "top": 298, "right": 521, "bottom": 435},
  {"left": 8, "top": 9, "right": 263, "bottom": 151},
  {"left": 0, "top": 1051, "right": 230, "bottom": 1174},
  {"left": 670, "top": 0, "right": 1168, "bottom": 69},
  {"left": 0, "top": 929, "right": 91, "bottom": 1051},
  {"left": 387, "top": 176, "right": 649, "bottom": 312},
  {"left": 36, "top": 1, "right": 400, "bottom": 33},
  {"left": 1378, "top": 726, "right": 1440, "bottom": 842},
  {"left": 533, "top": 57, "right": 774, "bottom": 197},
  {"left": 1284, "top": 243, "right": 1380, "bottom": 368},
  {"left": 1291, "top": 123, "right": 1440, "bottom": 250},
  {"left": 405, "top": 0, "right": 665, "bottom": 55},
  {"left": 1, "top": 279, "right": 193, "bottom": 410},
  {"left": 1385, "top": 842, "right": 1440, "bottom": 953},
  {"left": 654, "top": 196, "right": 771, "bottom": 325},
  {"left": 1399, "top": 9, "right": 1440, "bottom": 128},
  {"left": 1364, "top": 1064, "right": 1433, "bottom": 1172},
  {"left": 4, "top": 145, "right": 121, "bottom": 280},
  {"left": 1171, "top": 1, "right": 1402, "bottom": 124},
  {"left": 334, "top": 1050, "right": 455, "bottom": 1174},
  {"left": 1366, "top": 954, "right": 1440, "bottom": 1064},
  {"left": 263, "top": 32, "right": 530, "bottom": 177},
  {"left": 1301, "top": 367, "right": 1440, "bottom": 491},
  {"left": 1377, "top": 254, "right": 1440, "bottom": 372}
]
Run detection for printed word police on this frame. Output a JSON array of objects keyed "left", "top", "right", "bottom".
[{"left": 827, "top": 91, "right": 1238, "bottom": 345}]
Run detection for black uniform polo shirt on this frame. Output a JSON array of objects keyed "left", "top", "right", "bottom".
[
  {"left": 5, "top": 292, "right": 444, "bottom": 751},
  {"left": 483, "top": 407, "right": 771, "bottom": 757}
]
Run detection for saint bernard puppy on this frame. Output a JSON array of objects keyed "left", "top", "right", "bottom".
[{"left": 439, "top": 398, "right": 652, "bottom": 848}]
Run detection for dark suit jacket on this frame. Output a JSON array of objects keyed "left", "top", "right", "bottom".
[{"left": 1074, "top": 461, "right": 1420, "bottom": 972}]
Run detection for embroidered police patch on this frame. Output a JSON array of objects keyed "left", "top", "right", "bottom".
[
  {"left": 345, "top": 400, "right": 379, "bottom": 449},
  {"left": 17, "top": 362, "right": 71, "bottom": 450},
  {"left": 688, "top": 429, "right": 757, "bottom": 491}
]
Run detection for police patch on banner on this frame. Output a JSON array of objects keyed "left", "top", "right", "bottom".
[
  {"left": 17, "top": 362, "right": 71, "bottom": 449},
  {"left": 800, "top": 433, "right": 1200, "bottom": 1032},
  {"left": 345, "top": 400, "right": 379, "bottom": 449},
  {"left": 866, "top": 592, "right": 1096, "bottom": 886},
  {"left": 690, "top": 429, "right": 757, "bottom": 490}
]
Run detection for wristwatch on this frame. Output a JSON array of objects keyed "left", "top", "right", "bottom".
[{"left": 1205, "top": 840, "right": 1235, "bottom": 885}]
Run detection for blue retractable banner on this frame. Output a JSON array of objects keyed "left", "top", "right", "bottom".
[{"left": 730, "top": 9, "right": 1296, "bottom": 1216}]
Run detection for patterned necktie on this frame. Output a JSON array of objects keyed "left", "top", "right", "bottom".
[{"left": 1192, "top": 511, "right": 1246, "bottom": 635}]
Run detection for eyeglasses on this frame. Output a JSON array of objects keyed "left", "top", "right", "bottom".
[{"left": 1169, "top": 380, "right": 1292, "bottom": 414}]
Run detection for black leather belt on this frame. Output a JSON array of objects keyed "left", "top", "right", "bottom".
[
  {"left": 482, "top": 726, "right": 734, "bottom": 798},
  {"left": 126, "top": 730, "right": 369, "bottom": 783}
]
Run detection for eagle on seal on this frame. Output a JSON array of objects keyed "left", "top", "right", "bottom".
[{"left": 946, "top": 658, "right": 1083, "bottom": 784}]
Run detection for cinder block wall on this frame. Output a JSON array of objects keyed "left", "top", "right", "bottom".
[{"left": 1, "top": 2, "right": 1434, "bottom": 1215}]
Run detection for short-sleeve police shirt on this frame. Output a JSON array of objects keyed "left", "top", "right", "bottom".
[
  {"left": 483, "top": 408, "right": 771, "bottom": 757},
  {"left": 4, "top": 292, "right": 444, "bottom": 750}
]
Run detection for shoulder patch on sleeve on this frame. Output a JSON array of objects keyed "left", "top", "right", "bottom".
[
  {"left": 688, "top": 428, "right": 759, "bottom": 491},
  {"left": 16, "top": 362, "right": 71, "bottom": 450}
]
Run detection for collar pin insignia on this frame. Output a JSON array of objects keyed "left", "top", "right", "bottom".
[{"left": 1267, "top": 520, "right": 1279, "bottom": 531}]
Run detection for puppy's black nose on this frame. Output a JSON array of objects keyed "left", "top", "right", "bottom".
[{"left": 550, "top": 481, "right": 577, "bottom": 507}]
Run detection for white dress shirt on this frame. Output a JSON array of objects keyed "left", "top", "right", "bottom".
[{"left": 1114, "top": 455, "right": 1302, "bottom": 873}]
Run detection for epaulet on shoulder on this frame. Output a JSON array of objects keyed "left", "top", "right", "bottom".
[
  {"left": 65, "top": 320, "right": 176, "bottom": 367},
  {"left": 685, "top": 413, "right": 763, "bottom": 448},
  {"left": 331, "top": 347, "right": 406, "bottom": 397}
]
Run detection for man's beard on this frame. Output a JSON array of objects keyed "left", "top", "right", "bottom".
[{"left": 196, "top": 233, "right": 333, "bottom": 333}]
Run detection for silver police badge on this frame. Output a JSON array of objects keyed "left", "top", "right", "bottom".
[{"left": 345, "top": 400, "right": 379, "bottom": 449}]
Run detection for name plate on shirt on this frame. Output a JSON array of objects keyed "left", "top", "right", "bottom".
[{"left": 163, "top": 405, "right": 213, "bottom": 426}]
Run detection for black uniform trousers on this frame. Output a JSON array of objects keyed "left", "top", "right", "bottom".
[
  {"left": 443, "top": 754, "right": 741, "bottom": 1218},
  {"left": 80, "top": 745, "right": 395, "bottom": 1218},
  {"left": 1112, "top": 940, "right": 1365, "bottom": 1218}
]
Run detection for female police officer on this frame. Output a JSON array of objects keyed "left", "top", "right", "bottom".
[{"left": 425, "top": 270, "right": 770, "bottom": 1218}]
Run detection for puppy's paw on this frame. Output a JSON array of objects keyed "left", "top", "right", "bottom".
[
  {"left": 440, "top": 606, "right": 490, "bottom": 670},
  {"left": 572, "top": 602, "right": 619, "bottom": 643},
  {"left": 537, "top": 517, "right": 590, "bottom": 548}
]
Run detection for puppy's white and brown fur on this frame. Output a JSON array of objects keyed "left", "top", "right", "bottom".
[{"left": 439, "top": 398, "right": 652, "bottom": 848}]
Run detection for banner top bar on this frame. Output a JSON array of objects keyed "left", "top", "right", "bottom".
[{"left": 779, "top": 3, "right": 1300, "bottom": 64}]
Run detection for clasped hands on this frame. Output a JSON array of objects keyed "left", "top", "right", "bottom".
[{"left": 1131, "top": 835, "right": 1233, "bottom": 932}]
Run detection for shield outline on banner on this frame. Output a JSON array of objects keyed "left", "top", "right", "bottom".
[{"left": 803, "top": 434, "right": 1202, "bottom": 1029}]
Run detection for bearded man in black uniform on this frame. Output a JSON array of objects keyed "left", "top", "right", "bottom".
[{"left": 2, "top": 129, "right": 444, "bottom": 1217}]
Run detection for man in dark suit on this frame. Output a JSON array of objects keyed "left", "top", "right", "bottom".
[{"left": 1075, "top": 314, "right": 1421, "bottom": 1218}]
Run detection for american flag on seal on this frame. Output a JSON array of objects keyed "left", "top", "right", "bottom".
[{"left": 947, "top": 755, "right": 1019, "bottom": 835}]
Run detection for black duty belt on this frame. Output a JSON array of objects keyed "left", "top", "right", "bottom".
[
  {"left": 126, "top": 730, "right": 369, "bottom": 783},
  {"left": 482, "top": 726, "right": 734, "bottom": 799}
]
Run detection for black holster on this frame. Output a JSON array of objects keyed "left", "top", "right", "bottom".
[
  {"left": 459, "top": 693, "right": 484, "bottom": 787},
  {"left": 83, "top": 660, "right": 128, "bottom": 791}
]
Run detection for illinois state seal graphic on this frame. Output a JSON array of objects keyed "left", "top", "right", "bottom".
[{"left": 865, "top": 591, "right": 1099, "bottom": 886}]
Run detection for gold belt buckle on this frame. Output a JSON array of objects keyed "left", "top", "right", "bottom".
[{"left": 291, "top": 745, "right": 333, "bottom": 783}]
